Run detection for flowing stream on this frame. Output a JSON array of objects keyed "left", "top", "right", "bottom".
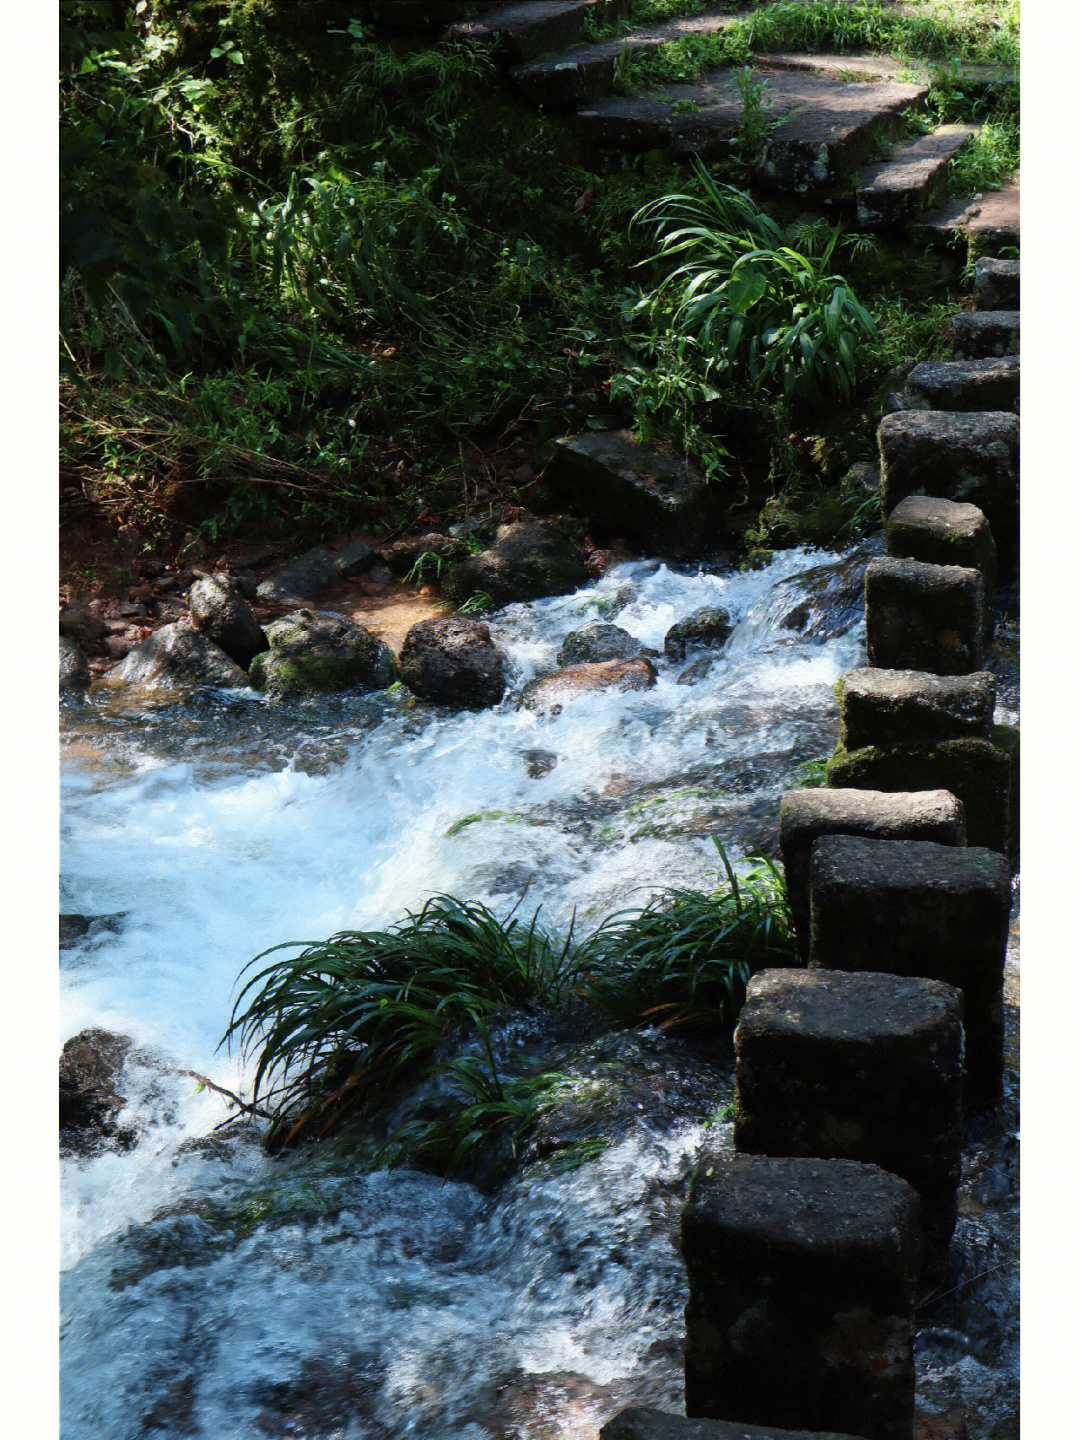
[{"left": 59, "top": 544, "right": 1018, "bottom": 1439}]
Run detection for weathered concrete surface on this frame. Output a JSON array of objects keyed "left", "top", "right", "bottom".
[
  {"left": 735, "top": 968, "right": 964, "bottom": 1276},
  {"left": 779, "top": 787, "right": 964, "bottom": 961},
  {"left": 449, "top": 1, "right": 628, "bottom": 63},
  {"left": 548, "top": 430, "right": 718, "bottom": 556},
  {"left": 913, "top": 177, "right": 1019, "bottom": 250},
  {"left": 877, "top": 410, "right": 1019, "bottom": 573},
  {"left": 903, "top": 355, "right": 1018, "bottom": 413},
  {"left": 950, "top": 310, "right": 1020, "bottom": 359},
  {"left": 809, "top": 835, "right": 1011, "bottom": 1094},
  {"left": 975, "top": 257, "right": 1019, "bottom": 311},
  {"left": 601, "top": 1409, "right": 868, "bottom": 1440},
  {"left": 855, "top": 125, "right": 975, "bottom": 228},
  {"left": 885, "top": 495, "right": 996, "bottom": 642},
  {"left": 838, "top": 668, "right": 996, "bottom": 750},
  {"left": 683, "top": 1152, "right": 920, "bottom": 1440},
  {"left": 826, "top": 730, "right": 1015, "bottom": 861},
  {"left": 865, "top": 557, "right": 987, "bottom": 675}
]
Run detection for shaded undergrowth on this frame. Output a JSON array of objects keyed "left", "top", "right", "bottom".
[{"left": 224, "top": 845, "right": 794, "bottom": 1180}]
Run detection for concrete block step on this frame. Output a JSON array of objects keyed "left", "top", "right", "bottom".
[
  {"left": 903, "top": 356, "right": 1018, "bottom": 413},
  {"left": 509, "top": 9, "right": 736, "bottom": 111},
  {"left": 913, "top": 176, "right": 1019, "bottom": 252},
  {"left": 950, "top": 309, "right": 1020, "bottom": 359},
  {"left": 357, "top": 2, "right": 507, "bottom": 31},
  {"left": 855, "top": 124, "right": 977, "bottom": 229},
  {"left": 752, "top": 51, "right": 1015, "bottom": 97},
  {"left": 975, "top": 256, "right": 1019, "bottom": 309},
  {"left": 447, "top": 0, "right": 627, "bottom": 63}
]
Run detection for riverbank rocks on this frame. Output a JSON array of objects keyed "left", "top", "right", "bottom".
[
  {"left": 60, "top": 600, "right": 108, "bottom": 651},
  {"left": 885, "top": 496, "right": 996, "bottom": 642},
  {"left": 445, "top": 518, "right": 589, "bottom": 607},
  {"left": 107, "top": 623, "right": 249, "bottom": 694},
  {"left": 826, "top": 730, "right": 1015, "bottom": 859},
  {"left": 384, "top": 531, "right": 461, "bottom": 577},
  {"left": 838, "top": 668, "right": 995, "bottom": 749},
  {"left": 398, "top": 616, "right": 506, "bottom": 709},
  {"left": 664, "top": 607, "right": 733, "bottom": 661},
  {"left": 950, "top": 310, "right": 1020, "bottom": 359},
  {"left": 249, "top": 610, "right": 395, "bottom": 700},
  {"left": 60, "top": 1029, "right": 134, "bottom": 1154},
  {"left": 877, "top": 410, "right": 1019, "bottom": 573},
  {"left": 255, "top": 546, "right": 340, "bottom": 604},
  {"left": 903, "top": 356, "right": 1018, "bottom": 413},
  {"left": 60, "top": 635, "right": 90, "bottom": 691},
  {"left": 548, "top": 429, "right": 717, "bottom": 557},
  {"left": 865, "top": 557, "right": 987, "bottom": 675},
  {"left": 521, "top": 657, "right": 657, "bottom": 714},
  {"left": 735, "top": 969, "right": 964, "bottom": 1278},
  {"left": 557, "top": 621, "right": 647, "bottom": 666},
  {"left": 779, "top": 788, "right": 964, "bottom": 961},
  {"left": 809, "top": 835, "right": 1011, "bottom": 1095},
  {"left": 188, "top": 575, "right": 268, "bottom": 670},
  {"left": 682, "top": 1152, "right": 920, "bottom": 1440},
  {"left": 974, "top": 257, "right": 1019, "bottom": 311},
  {"left": 601, "top": 1411, "right": 868, "bottom": 1440}
]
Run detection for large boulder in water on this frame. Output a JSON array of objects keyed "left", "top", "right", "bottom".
[
  {"left": 249, "top": 610, "right": 396, "bottom": 700},
  {"left": 60, "top": 1029, "right": 135, "bottom": 1155},
  {"left": 399, "top": 616, "right": 506, "bottom": 709},
  {"left": 188, "top": 575, "right": 267, "bottom": 670},
  {"left": 548, "top": 429, "right": 720, "bottom": 557},
  {"left": 557, "top": 621, "right": 649, "bottom": 666},
  {"left": 60, "top": 635, "right": 90, "bottom": 691},
  {"left": 663, "top": 606, "right": 733, "bottom": 661},
  {"left": 444, "top": 519, "right": 588, "bottom": 607},
  {"left": 107, "top": 623, "right": 249, "bottom": 693},
  {"left": 521, "top": 657, "right": 657, "bottom": 715}
]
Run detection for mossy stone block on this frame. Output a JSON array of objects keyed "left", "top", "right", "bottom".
[
  {"left": 885, "top": 496, "right": 996, "bottom": 643},
  {"left": 839, "top": 668, "right": 995, "bottom": 750},
  {"left": 865, "top": 557, "right": 987, "bottom": 675}
]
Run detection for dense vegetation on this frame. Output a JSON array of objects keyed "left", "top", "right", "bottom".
[{"left": 61, "top": 0, "right": 1016, "bottom": 572}]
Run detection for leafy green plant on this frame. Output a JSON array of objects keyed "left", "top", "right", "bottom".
[
  {"left": 633, "top": 163, "right": 878, "bottom": 401},
  {"left": 457, "top": 592, "right": 494, "bottom": 615},
  {"left": 734, "top": 67, "right": 774, "bottom": 175}
]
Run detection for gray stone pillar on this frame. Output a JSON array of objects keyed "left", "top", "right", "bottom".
[{"left": 865, "top": 557, "right": 987, "bottom": 675}]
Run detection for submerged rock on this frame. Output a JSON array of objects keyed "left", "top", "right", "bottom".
[
  {"left": 188, "top": 575, "right": 267, "bottom": 670},
  {"left": 445, "top": 518, "right": 589, "bottom": 607},
  {"left": 399, "top": 616, "right": 506, "bottom": 709},
  {"left": 249, "top": 610, "right": 396, "bottom": 701},
  {"left": 663, "top": 606, "right": 733, "bottom": 662},
  {"left": 107, "top": 624, "right": 249, "bottom": 694},
  {"left": 520, "top": 657, "right": 657, "bottom": 714},
  {"left": 60, "top": 1029, "right": 135, "bottom": 1155},
  {"left": 557, "top": 621, "right": 648, "bottom": 666}
]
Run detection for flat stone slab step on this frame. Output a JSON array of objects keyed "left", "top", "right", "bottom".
[
  {"left": 975, "top": 256, "right": 1019, "bottom": 309},
  {"left": 913, "top": 176, "right": 1019, "bottom": 251},
  {"left": 580, "top": 61, "right": 926, "bottom": 192},
  {"left": 838, "top": 668, "right": 996, "bottom": 751},
  {"left": 601, "top": 1410, "right": 869, "bottom": 1440},
  {"left": 448, "top": 0, "right": 627, "bottom": 63},
  {"left": 753, "top": 50, "right": 1014, "bottom": 96},
  {"left": 510, "top": 9, "right": 736, "bottom": 110},
  {"left": 855, "top": 124, "right": 976, "bottom": 228},
  {"left": 903, "top": 356, "right": 1018, "bottom": 412},
  {"left": 950, "top": 309, "right": 1019, "bottom": 359}
]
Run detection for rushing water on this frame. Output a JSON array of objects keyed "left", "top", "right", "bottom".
[{"left": 59, "top": 544, "right": 1018, "bottom": 1439}]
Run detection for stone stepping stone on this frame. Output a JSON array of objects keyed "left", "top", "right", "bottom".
[
  {"left": 903, "top": 355, "right": 1018, "bottom": 413},
  {"left": 579, "top": 63, "right": 925, "bottom": 192},
  {"left": 601, "top": 1409, "right": 868, "bottom": 1440},
  {"left": 548, "top": 428, "right": 718, "bottom": 557},
  {"left": 837, "top": 668, "right": 996, "bottom": 751},
  {"left": 877, "top": 410, "right": 1019, "bottom": 574},
  {"left": 755, "top": 52, "right": 1013, "bottom": 96},
  {"left": 864, "top": 556, "right": 988, "bottom": 675},
  {"left": 808, "top": 835, "right": 1011, "bottom": 1094},
  {"left": 975, "top": 256, "right": 1020, "bottom": 310},
  {"left": 885, "top": 495, "right": 996, "bottom": 643},
  {"left": 509, "top": 9, "right": 736, "bottom": 111},
  {"left": 913, "top": 176, "right": 1019, "bottom": 251},
  {"left": 779, "top": 787, "right": 964, "bottom": 961},
  {"left": 682, "top": 1152, "right": 920, "bottom": 1440},
  {"left": 826, "top": 730, "right": 1016, "bottom": 862},
  {"left": 735, "top": 968, "right": 964, "bottom": 1277},
  {"left": 447, "top": 0, "right": 623, "bottom": 63},
  {"left": 855, "top": 124, "right": 976, "bottom": 229},
  {"left": 950, "top": 309, "right": 1020, "bottom": 359}
]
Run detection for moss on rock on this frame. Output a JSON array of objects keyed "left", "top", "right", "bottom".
[{"left": 249, "top": 610, "right": 396, "bottom": 701}]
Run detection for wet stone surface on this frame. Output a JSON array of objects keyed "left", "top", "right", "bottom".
[{"left": 865, "top": 557, "right": 987, "bottom": 676}]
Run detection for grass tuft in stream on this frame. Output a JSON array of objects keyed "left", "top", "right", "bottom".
[{"left": 224, "top": 845, "right": 796, "bottom": 1174}]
